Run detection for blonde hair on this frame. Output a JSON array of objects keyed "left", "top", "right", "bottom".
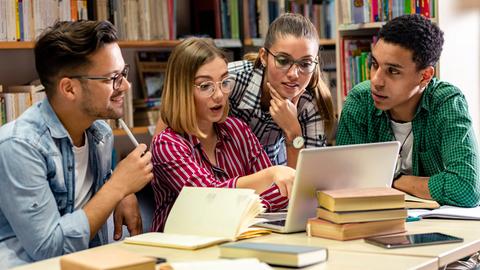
[
  {"left": 160, "top": 38, "right": 229, "bottom": 138},
  {"left": 251, "top": 13, "right": 336, "bottom": 140}
]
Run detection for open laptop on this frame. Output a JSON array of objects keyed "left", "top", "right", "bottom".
[{"left": 256, "top": 141, "right": 401, "bottom": 233}]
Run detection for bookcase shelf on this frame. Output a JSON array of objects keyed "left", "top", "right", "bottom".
[
  {"left": 113, "top": 126, "right": 150, "bottom": 136},
  {"left": 0, "top": 40, "right": 181, "bottom": 50}
]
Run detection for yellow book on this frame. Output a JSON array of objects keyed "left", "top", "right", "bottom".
[
  {"left": 125, "top": 187, "right": 270, "bottom": 250},
  {"left": 307, "top": 218, "right": 406, "bottom": 241},
  {"left": 405, "top": 194, "right": 440, "bottom": 209},
  {"left": 317, "top": 187, "right": 406, "bottom": 212},
  {"left": 316, "top": 207, "right": 408, "bottom": 224},
  {"left": 60, "top": 248, "right": 155, "bottom": 270}
]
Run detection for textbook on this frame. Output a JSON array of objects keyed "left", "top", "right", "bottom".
[
  {"left": 219, "top": 242, "right": 327, "bottom": 267},
  {"left": 408, "top": 205, "right": 480, "bottom": 220},
  {"left": 60, "top": 247, "right": 155, "bottom": 270},
  {"left": 317, "top": 187, "right": 406, "bottom": 212},
  {"left": 307, "top": 218, "right": 406, "bottom": 241},
  {"left": 316, "top": 207, "right": 408, "bottom": 224},
  {"left": 405, "top": 194, "right": 440, "bottom": 209},
  {"left": 125, "top": 187, "right": 269, "bottom": 250}
]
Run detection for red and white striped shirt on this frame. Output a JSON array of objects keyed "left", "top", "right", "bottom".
[{"left": 150, "top": 117, "right": 289, "bottom": 232}]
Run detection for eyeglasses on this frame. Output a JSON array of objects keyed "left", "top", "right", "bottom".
[
  {"left": 69, "top": 64, "right": 130, "bottom": 91},
  {"left": 264, "top": 48, "right": 318, "bottom": 74},
  {"left": 193, "top": 76, "right": 236, "bottom": 97}
]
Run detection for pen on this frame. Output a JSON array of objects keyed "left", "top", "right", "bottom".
[{"left": 118, "top": 119, "right": 139, "bottom": 147}]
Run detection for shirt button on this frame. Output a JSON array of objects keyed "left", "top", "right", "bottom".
[{"left": 68, "top": 165, "right": 73, "bottom": 171}]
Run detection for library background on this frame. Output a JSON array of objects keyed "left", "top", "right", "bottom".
[{"left": 0, "top": 0, "right": 479, "bottom": 162}]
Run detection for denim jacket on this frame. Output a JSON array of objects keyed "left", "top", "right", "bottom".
[{"left": 0, "top": 99, "right": 113, "bottom": 268}]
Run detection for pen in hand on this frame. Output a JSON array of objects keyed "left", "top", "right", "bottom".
[{"left": 118, "top": 119, "right": 139, "bottom": 147}]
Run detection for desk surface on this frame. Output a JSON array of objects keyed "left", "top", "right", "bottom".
[{"left": 12, "top": 219, "right": 480, "bottom": 270}]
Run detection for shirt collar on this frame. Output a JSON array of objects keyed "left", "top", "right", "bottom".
[{"left": 237, "top": 65, "right": 264, "bottom": 115}]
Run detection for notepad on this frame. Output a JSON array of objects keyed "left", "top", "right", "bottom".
[{"left": 125, "top": 187, "right": 270, "bottom": 249}]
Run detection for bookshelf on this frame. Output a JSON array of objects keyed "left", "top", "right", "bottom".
[
  {"left": 0, "top": 0, "right": 338, "bottom": 129},
  {"left": 334, "top": 0, "right": 439, "bottom": 114}
]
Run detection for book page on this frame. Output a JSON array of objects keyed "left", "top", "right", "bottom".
[
  {"left": 124, "top": 233, "right": 229, "bottom": 250},
  {"left": 408, "top": 205, "right": 480, "bottom": 220},
  {"left": 164, "top": 187, "right": 259, "bottom": 239}
]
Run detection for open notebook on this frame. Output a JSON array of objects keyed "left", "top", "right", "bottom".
[{"left": 125, "top": 187, "right": 270, "bottom": 249}]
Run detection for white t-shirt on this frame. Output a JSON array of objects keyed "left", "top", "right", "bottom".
[
  {"left": 73, "top": 134, "right": 94, "bottom": 210},
  {"left": 391, "top": 120, "right": 413, "bottom": 177}
]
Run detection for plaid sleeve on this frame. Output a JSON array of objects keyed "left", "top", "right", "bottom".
[{"left": 427, "top": 86, "right": 480, "bottom": 207}]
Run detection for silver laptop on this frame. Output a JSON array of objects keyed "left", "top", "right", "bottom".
[{"left": 257, "top": 141, "right": 401, "bottom": 233}]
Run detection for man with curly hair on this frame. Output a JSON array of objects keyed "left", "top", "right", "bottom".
[{"left": 337, "top": 14, "right": 480, "bottom": 207}]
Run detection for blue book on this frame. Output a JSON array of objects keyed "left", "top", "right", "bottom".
[{"left": 220, "top": 242, "right": 327, "bottom": 267}]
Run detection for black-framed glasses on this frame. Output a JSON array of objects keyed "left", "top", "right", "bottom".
[
  {"left": 69, "top": 64, "right": 130, "bottom": 91},
  {"left": 264, "top": 48, "right": 318, "bottom": 74},
  {"left": 193, "top": 75, "right": 236, "bottom": 97}
]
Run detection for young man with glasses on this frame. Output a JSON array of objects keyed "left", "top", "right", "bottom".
[
  {"left": 337, "top": 14, "right": 480, "bottom": 207},
  {"left": 150, "top": 38, "right": 293, "bottom": 232},
  {"left": 0, "top": 21, "right": 153, "bottom": 267},
  {"left": 228, "top": 13, "right": 336, "bottom": 168}
]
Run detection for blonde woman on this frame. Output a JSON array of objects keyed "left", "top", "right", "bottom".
[{"left": 150, "top": 38, "right": 294, "bottom": 232}]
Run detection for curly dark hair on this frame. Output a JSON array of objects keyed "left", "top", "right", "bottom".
[
  {"left": 378, "top": 14, "right": 444, "bottom": 70},
  {"left": 34, "top": 20, "right": 118, "bottom": 97}
]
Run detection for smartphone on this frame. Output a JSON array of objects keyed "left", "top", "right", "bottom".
[{"left": 365, "top": 232, "right": 463, "bottom": 249}]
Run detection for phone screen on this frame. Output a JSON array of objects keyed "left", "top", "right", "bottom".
[{"left": 365, "top": 232, "right": 463, "bottom": 249}]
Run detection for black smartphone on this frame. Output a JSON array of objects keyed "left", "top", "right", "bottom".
[{"left": 365, "top": 232, "right": 463, "bottom": 249}]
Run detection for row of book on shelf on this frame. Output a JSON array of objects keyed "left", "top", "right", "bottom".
[
  {"left": 0, "top": 0, "right": 336, "bottom": 44},
  {"left": 0, "top": 0, "right": 175, "bottom": 42},
  {"left": 191, "top": 0, "right": 336, "bottom": 44},
  {"left": 340, "top": 36, "right": 375, "bottom": 97},
  {"left": 0, "top": 84, "right": 45, "bottom": 126},
  {"left": 340, "top": 0, "right": 436, "bottom": 25}
]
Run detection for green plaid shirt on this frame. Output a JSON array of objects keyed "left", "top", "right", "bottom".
[{"left": 337, "top": 79, "right": 480, "bottom": 207}]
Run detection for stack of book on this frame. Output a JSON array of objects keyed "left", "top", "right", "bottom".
[{"left": 307, "top": 187, "right": 407, "bottom": 241}]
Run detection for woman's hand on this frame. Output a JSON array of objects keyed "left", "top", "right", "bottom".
[{"left": 267, "top": 82, "right": 303, "bottom": 140}]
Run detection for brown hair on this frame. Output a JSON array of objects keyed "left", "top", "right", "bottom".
[
  {"left": 252, "top": 13, "right": 336, "bottom": 139},
  {"left": 34, "top": 20, "right": 118, "bottom": 98},
  {"left": 160, "top": 38, "right": 228, "bottom": 138}
]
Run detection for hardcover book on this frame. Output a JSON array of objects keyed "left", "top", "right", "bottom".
[
  {"left": 307, "top": 218, "right": 406, "bottom": 241},
  {"left": 317, "top": 187, "right": 406, "bottom": 212},
  {"left": 220, "top": 242, "right": 327, "bottom": 267}
]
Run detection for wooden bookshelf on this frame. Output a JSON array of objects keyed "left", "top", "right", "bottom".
[
  {"left": 112, "top": 126, "right": 150, "bottom": 136},
  {"left": 0, "top": 40, "right": 181, "bottom": 50}
]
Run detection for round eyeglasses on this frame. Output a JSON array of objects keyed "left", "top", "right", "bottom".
[
  {"left": 69, "top": 64, "right": 130, "bottom": 91},
  {"left": 193, "top": 76, "right": 236, "bottom": 97},
  {"left": 264, "top": 48, "right": 318, "bottom": 74}
]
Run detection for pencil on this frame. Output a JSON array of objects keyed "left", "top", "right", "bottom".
[{"left": 118, "top": 119, "right": 139, "bottom": 147}]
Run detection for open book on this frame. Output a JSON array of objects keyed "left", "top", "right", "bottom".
[
  {"left": 408, "top": 205, "right": 480, "bottom": 220},
  {"left": 125, "top": 187, "right": 270, "bottom": 250},
  {"left": 405, "top": 194, "right": 440, "bottom": 209}
]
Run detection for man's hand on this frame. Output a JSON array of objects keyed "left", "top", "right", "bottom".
[
  {"left": 109, "top": 144, "right": 153, "bottom": 197},
  {"left": 113, "top": 194, "right": 142, "bottom": 240},
  {"left": 393, "top": 175, "right": 432, "bottom": 199},
  {"left": 267, "top": 82, "right": 302, "bottom": 141}
]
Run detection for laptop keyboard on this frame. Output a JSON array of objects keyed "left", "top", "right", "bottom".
[{"left": 264, "top": 219, "right": 286, "bottom": 226}]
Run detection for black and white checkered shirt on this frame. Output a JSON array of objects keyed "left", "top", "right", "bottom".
[{"left": 228, "top": 60, "right": 327, "bottom": 165}]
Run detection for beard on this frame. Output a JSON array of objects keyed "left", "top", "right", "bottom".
[{"left": 80, "top": 83, "right": 124, "bottom": 120}]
